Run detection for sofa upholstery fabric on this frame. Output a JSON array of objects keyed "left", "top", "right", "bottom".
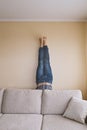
[
  {"left": 2, "top": 89, "right": 42, "bottom": 114},
  {"left": 0, "top": 89, "right": 86, "bottom": 130},
  {"left": 42, "top": 90, "right": 82, "bottom": 114},
  {"left": 0, "top": 89, "right": 4, "bottom": 113},
  {"left": 0, "top": 114, "right": 2, "bottom": 117},
  {"left": 0, "top": 114, "right": 42, "bottom": 130},
  {"left": 42, "top": 115, "right": 87, "bottom": 130},
  {"left": 63, "top": 97, "right": 87, "bottom": 124}
]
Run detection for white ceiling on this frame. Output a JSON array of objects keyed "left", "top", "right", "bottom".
[{"left": 0, "top": 0, "right": 87, "bottom": 21}]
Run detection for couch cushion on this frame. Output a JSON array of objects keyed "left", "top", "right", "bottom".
[
  {"left": 2, "top": 89, "right": 42, "bottom": 114},
  {"left": 42, "top": 115, "right": 87, "bottom": 130},
  {"left": 42, "top": 90, "right": 82, "bottom": 114},
  {"left": 0, "top": 114, "right": 42, "bottom": 130},
  {"left": 0, "top": 89, "right": 4, "bottom": 113},
  {"left": 0, "top": 114, "right": 2, "bottom": 117},
  {"left": 63, "top": 97, "right": 87, "bottom": 124}
]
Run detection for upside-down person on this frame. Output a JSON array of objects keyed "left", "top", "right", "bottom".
[{"left": 36, "top": 36, "right": 53, "bottom": 90}]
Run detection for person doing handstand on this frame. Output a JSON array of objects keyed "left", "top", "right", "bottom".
[{"left": 36, "top": 37, "right": 53, "bottom": 90}]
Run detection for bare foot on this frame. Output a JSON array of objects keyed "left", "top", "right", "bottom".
[
  {"left": 43, "top": 36, "right": 47, "bottom": 46},
  {"left": 39, "top": 37, "right": 43, "bottom": 47}
]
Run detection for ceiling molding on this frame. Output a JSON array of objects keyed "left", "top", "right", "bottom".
[{"left": 0, "top": 19, "right": 87, "bottom": 22}]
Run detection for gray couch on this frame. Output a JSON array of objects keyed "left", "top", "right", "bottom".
[{"left": 0, "top": 88, "right": 87, "bottom": 130}]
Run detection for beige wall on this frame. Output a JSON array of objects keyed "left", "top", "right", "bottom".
[
  {"left": 85, "top": 22, "right": 87, "bottom": 99},
  {"left": 0, "top": 22, "right": 86, "bottom": 98}
]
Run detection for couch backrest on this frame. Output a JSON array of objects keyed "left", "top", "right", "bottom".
[
  {"left": 42, "top": 90, "right": 82, "bottom": 115},
  {"left": 0, "top": 89, "right": 4, "bottom": 113},
  {"left": 1, "top": 89, "right": 82, "bottom": 115},
  {"left": 2, "top": 89, "right": 42, "bottom": 114}
]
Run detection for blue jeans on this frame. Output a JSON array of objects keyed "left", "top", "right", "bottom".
[{"left": 36, "top": 46, "right": 53, "bottom": 85}]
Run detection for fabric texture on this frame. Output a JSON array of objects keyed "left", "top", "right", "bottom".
[
  {"left": 42, "top": 90, "right": 82, "bottom": 114},
  {"left": 63, "top": 97, "right": 87, "bottom": 124},
  {"left": 2, "top": 89, "right": 42, "bottom": 114},
  {"left": 0, "top": 89, "right": 4, "bottom": 113},
  {"left": 0, "top": 114, "right": 42, "bottom": 130},
  {"left": 42, "top": 115, "right": 87, "bottom": 130},
  {"left": 0, "top": 114, "right": 2, "bottom": 117}
]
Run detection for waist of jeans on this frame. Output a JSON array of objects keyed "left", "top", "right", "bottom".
[{"left": 37, "top": 82, "right": 52, "bottom": 87}]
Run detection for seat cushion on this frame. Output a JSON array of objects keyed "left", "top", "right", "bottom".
[
  {"left": 42, "top": 115, "right": 87, "bottom": 130},
  {"left": 0, "top": 114, "right": 42, "bottom": 130},
  {"left": 42, "top": 90, "right": 82, "bottom": 114},
  {"left": 2, "top": 89, "right": 42, "bottom": 114},
  {"left": 0, "top": 89, "right": 4, "bottom": 113}
]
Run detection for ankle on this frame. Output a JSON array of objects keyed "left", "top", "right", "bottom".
[
  {"left": 43, "top": 36, "right": 47, "bottom": 46},
  {"left": 39, "top": 38, "right": 43, "bottom": 47}
]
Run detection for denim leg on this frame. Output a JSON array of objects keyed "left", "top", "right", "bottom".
[
  {"left": 43, "top": 46, "right": 53, "bottom": 83},
  {"left": 36, "top": 47, "right": 44, "bottom": 84}
]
